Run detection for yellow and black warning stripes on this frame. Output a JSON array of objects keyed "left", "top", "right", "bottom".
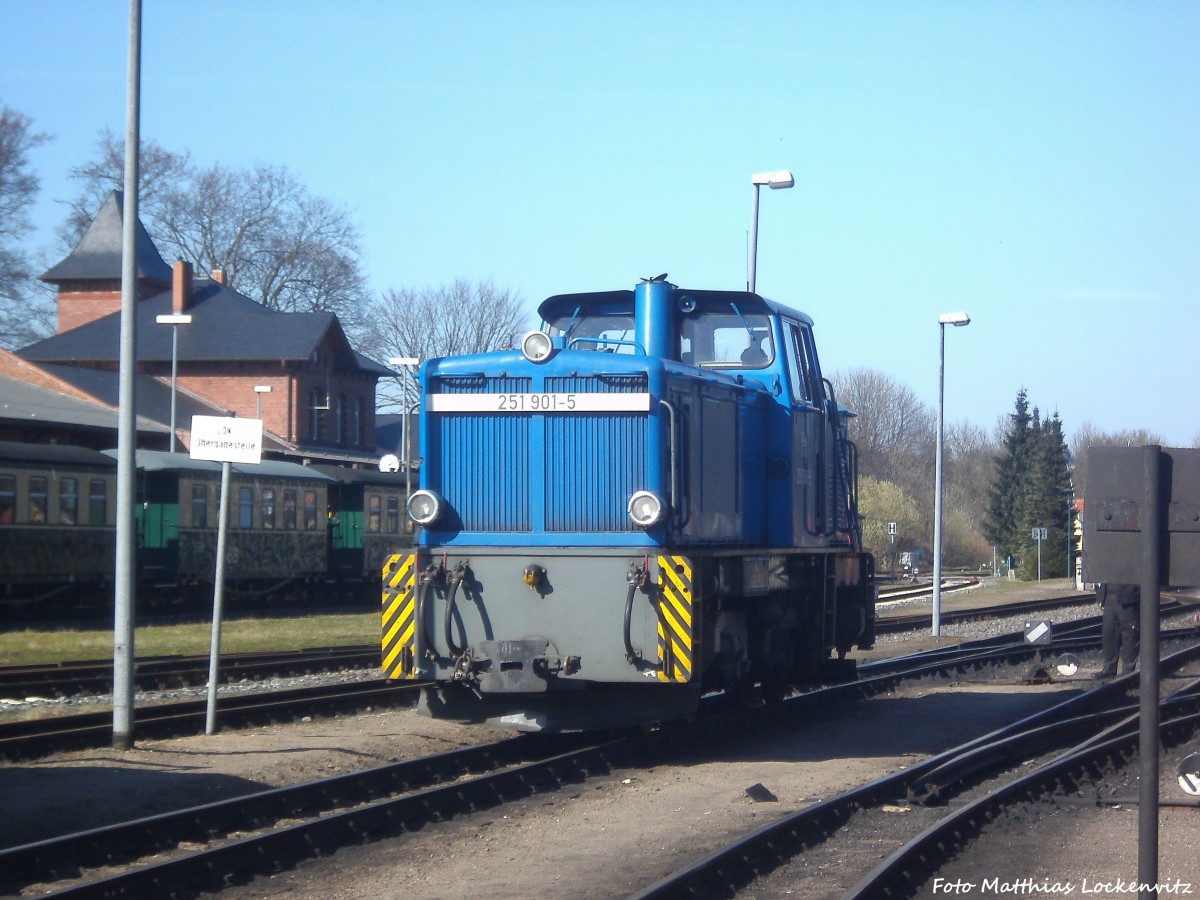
[
  {"left": 656, "top": 554, "right": 694, "bottom": 683},
  {"left": 381, "top": 552, "right": 419, "bottom": 680}
]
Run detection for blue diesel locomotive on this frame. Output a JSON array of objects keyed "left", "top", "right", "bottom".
[{"left": 382, "top": 277, "right": 875, "bottom": 730}]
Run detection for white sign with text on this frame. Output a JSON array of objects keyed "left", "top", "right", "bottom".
[{"left": 190, "top": 416, "right": 263, "bottom": 464}]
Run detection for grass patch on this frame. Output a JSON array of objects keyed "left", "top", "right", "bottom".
[{"left": 0, "top": 612, "right": 380, "bottom": 666}]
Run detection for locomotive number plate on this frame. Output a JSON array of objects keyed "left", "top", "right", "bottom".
[{"left": 428, "top": 393, "right": 651, "bottom": 413}]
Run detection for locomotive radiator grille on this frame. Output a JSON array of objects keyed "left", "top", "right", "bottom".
[
  {"left": 656, "top": 554, "right": 694, "bottom": 683},
  {"left": 381, "top": 552, "right": 419, "bottom": 679},
  {"left": 429, "top": 373, "right": 648, "bottom": 533}
]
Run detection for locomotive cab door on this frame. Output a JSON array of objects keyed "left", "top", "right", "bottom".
[{"left": 782, "top": 319, "right": 824, "bottom": 546}]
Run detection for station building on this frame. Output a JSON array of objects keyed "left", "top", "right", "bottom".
[{"left": 1, "top": 191, "right": 401, "bottom": 468}]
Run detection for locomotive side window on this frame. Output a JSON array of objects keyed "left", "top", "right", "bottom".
[
  {"left": 191, "top": 484, "right": 207, "bottom": 528},
  {"left": 303, "top": 490, "right": 318, "bottom": 530},
  {"left": 0, "top": 474, "right": 14, "bottom": 524},
  {"left": 784, "top": 321, "right": 819, "bottom": 406},
  {"left": 238, "top": 486, "right": 253, "bottom": 529},
  {"left": 386, "top": 495, "right": 400, "bottom": 533},
  {"left": 261, "top": 487, "right": 276, "bottom": 530},
  {"left": 90, "top": 479, "right": 108, "bottom": 526},
  {"left": 367, "top": 494, "right": 382, "bottom": 532},
  {"left": 59, "top": 477, "right": 78, "bottom": 525},
  {"left": 283, "top": 489, "right": 297, "bottom": 529},
  {"left": 29, "top": 476, "right": 48, "bottom": 524}
]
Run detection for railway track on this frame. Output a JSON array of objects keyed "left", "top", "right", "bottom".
[
  {"left": 0, "top": 644, "right": 380, "bottom": 700},
  {"left": 3, "top": 598, "right": 1193, "bottom": 762},
  {"left": 874, "top": 590, "right": 1101, "bottom": 633},
  {"left": 0, "top": 678, "right": 416, "bottom": 760},
  {"left": 632, "top": 632, "right": 1200, "bottom": 898},
  {"left": 0, "top": 591, "right": 1116, "bottom": 701},
  {"left": 9, "top": 615, "right": 1194, "bottom": 898}
]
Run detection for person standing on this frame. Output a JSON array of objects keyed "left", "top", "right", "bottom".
[{"left": 1095, "top": 582, "right": 1140, "bottom": 678}]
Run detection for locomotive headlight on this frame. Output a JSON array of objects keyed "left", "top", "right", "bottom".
[
  {"left": 628, "top": 491, "right": 667, "bottom": 528},
  {"left": 521, "top": 330, "right": 555, "bottom": 363},
  {"left": 406, "top": 489, "right": 444, "bottom": 526}
]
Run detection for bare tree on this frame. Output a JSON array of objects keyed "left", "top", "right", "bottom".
[
  {"left": 1071, "top": 421, "right": 1166, "bottom": 498},
  {"left": 0, "top": 104, "right": 52, "bottom": 348},
  {"left": 830, "top": 367, "right": 935, "bottom": 489},
  {"left": 59, "top": 128, "right": 189, "bottom": 249},
  {"left": 362, "top": 279, "right": 531, "bottom": 411},
  {"left": 64, "top": 133, "right": 369, "bottom": 339}
]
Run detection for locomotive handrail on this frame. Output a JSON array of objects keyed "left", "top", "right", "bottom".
[
  {"left": 658, "top": 398, "right": 679, "bottom": 516},
  {"left": 566, "top": 336, "right": 646, "bottom": 355},
  {"left": 821, "top": 376, "right": 844, "bottom": 539}
]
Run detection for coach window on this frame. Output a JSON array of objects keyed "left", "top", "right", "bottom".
[
  {"left": 89, "top": 479, "right": 108, "bottom": 526},
  {"left": 386, "top": 496, "right": 400, "bottom": 533},
  {"left": 238, "top": 486, "right": 254, "bottom": 529},
  {"left": 60, "top": 477, "right": 79, "bottom": 525},
  {"left": 283, "top": 489, "right": 297, "bottom": 530},
  {"left": 303, "top": 490, "right": 318, "bottom": 530},
  {"left": 367, "top": 494, "right": 382, "bottom": 532},
  {"left": 29, "top": 476, "right": 48, "bottom": 524},
  {"left": 191, "top": 484, "right": 207, "bottom": 529},
  {"left": 261, "top": 487, "right": 276, "bottom": 530},
  {"left": 0, "top": 475, "right": 14, "bottom": 524}
]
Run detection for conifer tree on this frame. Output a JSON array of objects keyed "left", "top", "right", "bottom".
[
  {"left": 985, "top": 391, "right": 1073, "bottom": 579},
  {"left": 984, "top": 389, "right": 1032, "bottom": 564}
]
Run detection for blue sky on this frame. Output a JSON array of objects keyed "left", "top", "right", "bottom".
[{"left": 3, "top": 1, "right": 1197, "bottom": 446}]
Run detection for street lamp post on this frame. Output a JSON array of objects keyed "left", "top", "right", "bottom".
[
  {"left": 253, "top": 385, "right": 271, "bottom": 421},
  {"left": 389, "top": 357, "right": 420, "bottom": 504},
  {"left": 156, "top": 313, "right": 192, "bottom": 452},
  {"left": 748, "top": 170, "right": 794, "bottom": 293},
  {"left": 932, "top": 311, "right": 971, "bottom": 636}
]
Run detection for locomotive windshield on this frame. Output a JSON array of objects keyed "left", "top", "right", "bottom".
[
  {"left": 544, "top": 301, "right": 775, "bottom": 369},
  {"left": 546, "top": 312, "right": 637, "bottom": 354},
  {"left": 681, "top": 307, "right": 774, "bottom": 369}
]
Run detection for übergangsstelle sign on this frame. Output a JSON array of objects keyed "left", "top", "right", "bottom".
[{"left": 190, "top": 416, "right": 263, "bottom": 464}]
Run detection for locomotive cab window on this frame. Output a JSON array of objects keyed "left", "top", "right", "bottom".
[
  {"left": 367, "top": 494, "right": 382, "bottom": 532},
  {"left": 682, "top": 309, "right": 774, "bottom": 369},
  {"left": 784, "top": 320, "right": 819, "bottom": 406}
]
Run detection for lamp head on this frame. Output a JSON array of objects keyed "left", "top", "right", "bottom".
[
  {"left": 938, "top": 312, "right": 971, "bottom": 327},
  {"left": 751, "top": 170, "right": 795, "bottom": 189}
]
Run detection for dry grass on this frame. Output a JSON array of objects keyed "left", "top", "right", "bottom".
[{"left": 0, "top": 611, "right": 380, "bottom": 667}]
